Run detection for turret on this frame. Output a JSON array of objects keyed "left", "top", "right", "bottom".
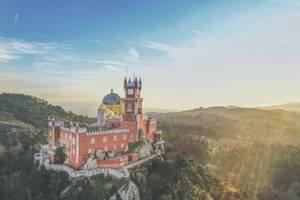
[
  {"left": 139, "top": 78, "right": 142, "bottom": 90},
  {"left": 75, "top": 122, "right": 80, "bottom": 133},
  {"left": 97, "top": 103, "right": 107, "bottom": 127},
  {"left": 124, "top": 77, "right": 127, "bottom": 90}
]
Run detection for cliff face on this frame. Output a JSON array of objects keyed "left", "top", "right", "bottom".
[
  {"left": 136, "top": 142, "right": 151, "bottom": 159},
  {"left": 110, "top": 180, "right": 140, "bottom": 200}
]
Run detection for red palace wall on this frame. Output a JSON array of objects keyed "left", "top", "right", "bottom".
[
  {"left": 78, "top": 132, "right": 129, "bottom": 156},
  {"left": 121, "top": 121, "right": 137, "bottom": 142},
  {"left": 143, "top": 120, "right": 157, "bottom": 142},
  {"left": 98, "top": 156, "right": 128, "bottom": 169},
  {"left": 48, "top": 121, "right": 140, "bottom": 168},
  {"left": 148, "top": 122, "right": 156, "bottom": 142},
  {"left": 138, "top": 114, "right": 146, "bottom": 135},
  {"left": 58, "top": 129, "right": 77, "bottom": 167}
]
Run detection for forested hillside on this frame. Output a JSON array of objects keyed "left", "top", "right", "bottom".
[
  {"left": 152, "top": 107, "right": 300, "bottom": 199},
  {"left": 0, "top": 94, "right": 234, "bottom": 200},
  {"left": 0, "top": 93, "right": 94, "bottom": 153},
  {"left": 1, "top": 94, "right": 300, "bottom": 199}
]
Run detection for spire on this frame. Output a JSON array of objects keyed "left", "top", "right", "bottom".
[
  {"left": 139, "top": 77, "right": 142, "bottom": 90},
  {"left": 134, "top": 76, "right": 138, "bottom": 87},
  {"left": 124, "top": 77, "right": 127, "bottom": 89},
  {"left": 111, "top": 88, "right": 113, "bottom": 93}
]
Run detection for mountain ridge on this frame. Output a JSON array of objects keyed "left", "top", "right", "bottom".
[{"left": 259, "top": 102, "right": 300, "bottom": 113}]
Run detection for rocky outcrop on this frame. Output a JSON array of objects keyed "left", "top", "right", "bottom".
[
  {"left": 135, "top": 140, "right": 152, "bottom": 159},
  {"left": 110, "top": 180, "right": 140, "bottom": 200},
  {"left": 82, "top": 155, "right": 97, "bottom": 170}
]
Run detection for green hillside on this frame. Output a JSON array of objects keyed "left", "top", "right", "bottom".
[
  {"left": 0, "top": 93, "right": 94, "bottom": 153},
  {"left": 0, "top": 93, "right": 93, "bottom": 130},
  {"left": 152, "top": 107, "right": 300, "bottom": 199}
]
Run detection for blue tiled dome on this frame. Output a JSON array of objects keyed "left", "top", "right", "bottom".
[{"left": 102, "top": 89, "right": 121, "bottom": 105}]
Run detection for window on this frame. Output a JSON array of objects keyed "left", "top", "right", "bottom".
[
  {"left": 113, "top": 145, "right": 117, "bottom": 150},
  {"left": 123, "top": 134, "right": 127, "bottom": 140},
  {"left": 127, "top": 88, "right": 134, "bottom": 95},
  {"left": 127, "top": 104, "right": 133, "bottom": 112},
  {"left": 72, "top": 138, "right": 75, "bottom": 145},
  {"left": 73, "top": 149, "right": 75, "bottom": 154},
  {"left": 104, "top": 146, "right": 108, "bottom": 151},
  {"left": 88, "top": 149, "right": 91, "bottom": 153},
  {"left": 102, "top": 136, "right": 107, "bottom": 143},
  {"left": 113, "top": 135, "right": 117, "bottom": 141},
  {"left": 121, "top": 143, "right": 124, "bottom": 148},
  {"left": 91, "top": 137, "right": 95, "bottom": 144}
]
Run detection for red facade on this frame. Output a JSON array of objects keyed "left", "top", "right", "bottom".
[{"left": 48, "top": 77, "right": 163, "bottom": 169}]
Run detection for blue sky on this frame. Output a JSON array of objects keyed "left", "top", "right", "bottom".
[{"left": 0, "top": 0, "right": 300, "bottom": 115}]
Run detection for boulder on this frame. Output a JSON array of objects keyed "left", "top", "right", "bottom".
[{"left": 109, "top": 180, "right": 140, "bottom": 200}]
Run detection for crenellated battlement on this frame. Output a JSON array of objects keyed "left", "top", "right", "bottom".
[
  {"left": 85, "top": 128, "right": 130, "bottom": 136},
  {"left": 48, "top": 117, "right": 129, "bottom": 135},
  {"left": 48, "top": 119, "right": 64, "bottom": 127},
  {"left": 60, "top": 126, "right": 87, "bottom": 134}
]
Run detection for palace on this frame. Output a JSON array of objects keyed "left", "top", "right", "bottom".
[{"left": 47, "top": 77, "right": 164, "bottom": 169}]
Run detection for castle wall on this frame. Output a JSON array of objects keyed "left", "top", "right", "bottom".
[
  {"left": 147, "top": 121, "right": 157, "bottom": 142},
  {"left": 121, "top": 121, "right": 137, "bottom": 142},
  {"left": 47, "top": 77, "right": 163, "bottom": 169},
  {"left": 98, "top": 156, "right": 128, "bottom": 169},
  {"left": 70, "top": 131, "right": 130, "bottom": 168},
  {"left": 58, "top": 129, "right": 78, "bottom": 167}
]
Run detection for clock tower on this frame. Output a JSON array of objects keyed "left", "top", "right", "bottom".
[{"left": 122, "top": 77, "right": 143, "bottom": 141}]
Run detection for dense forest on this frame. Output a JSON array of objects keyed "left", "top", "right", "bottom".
[
  {"left": 1, "top": 93, "right": 300, "bottom": 199},
  {"left": 152, "top": 107, "right": 300, "bottom": 199}
]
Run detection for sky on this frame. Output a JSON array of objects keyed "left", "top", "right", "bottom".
[{"left": 0, "top": 0, "right": 300, "bottom": 116}]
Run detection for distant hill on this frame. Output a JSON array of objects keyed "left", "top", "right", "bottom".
[
  {"left": 144, "top": 107, "right": 179, "bottom": 113},
  {"left": 0, "top": 93, "right": 94, "bottom": 153},
  {"left": 0, "top": 93, "right": 94, "bottom": 128},
  {"left": 152, "top": 106, "right": 300, "bottom": 145},
  {"left": 259, "top": 102, "right": 300, "bottom": 113}
]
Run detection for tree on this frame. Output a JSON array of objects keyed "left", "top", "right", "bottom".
[
  {"left": 138, "top": 129, "right": 144, "bottom": 141},
  {"left": 54, "top": 146, "right": 66, "bottom": 164}
]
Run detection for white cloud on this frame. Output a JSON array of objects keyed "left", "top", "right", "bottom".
[
  {"left": 134, "top": 11, "right": 300, "bottom": 109},
  {"left": 128, "top": 47, "right": 139, "bottom": 61},
  {"left": 0, "top": 37, "right": 73, "bottom": 63},
  {"left": 192, "top": 29, "right": 207, "bottom": 37}
]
